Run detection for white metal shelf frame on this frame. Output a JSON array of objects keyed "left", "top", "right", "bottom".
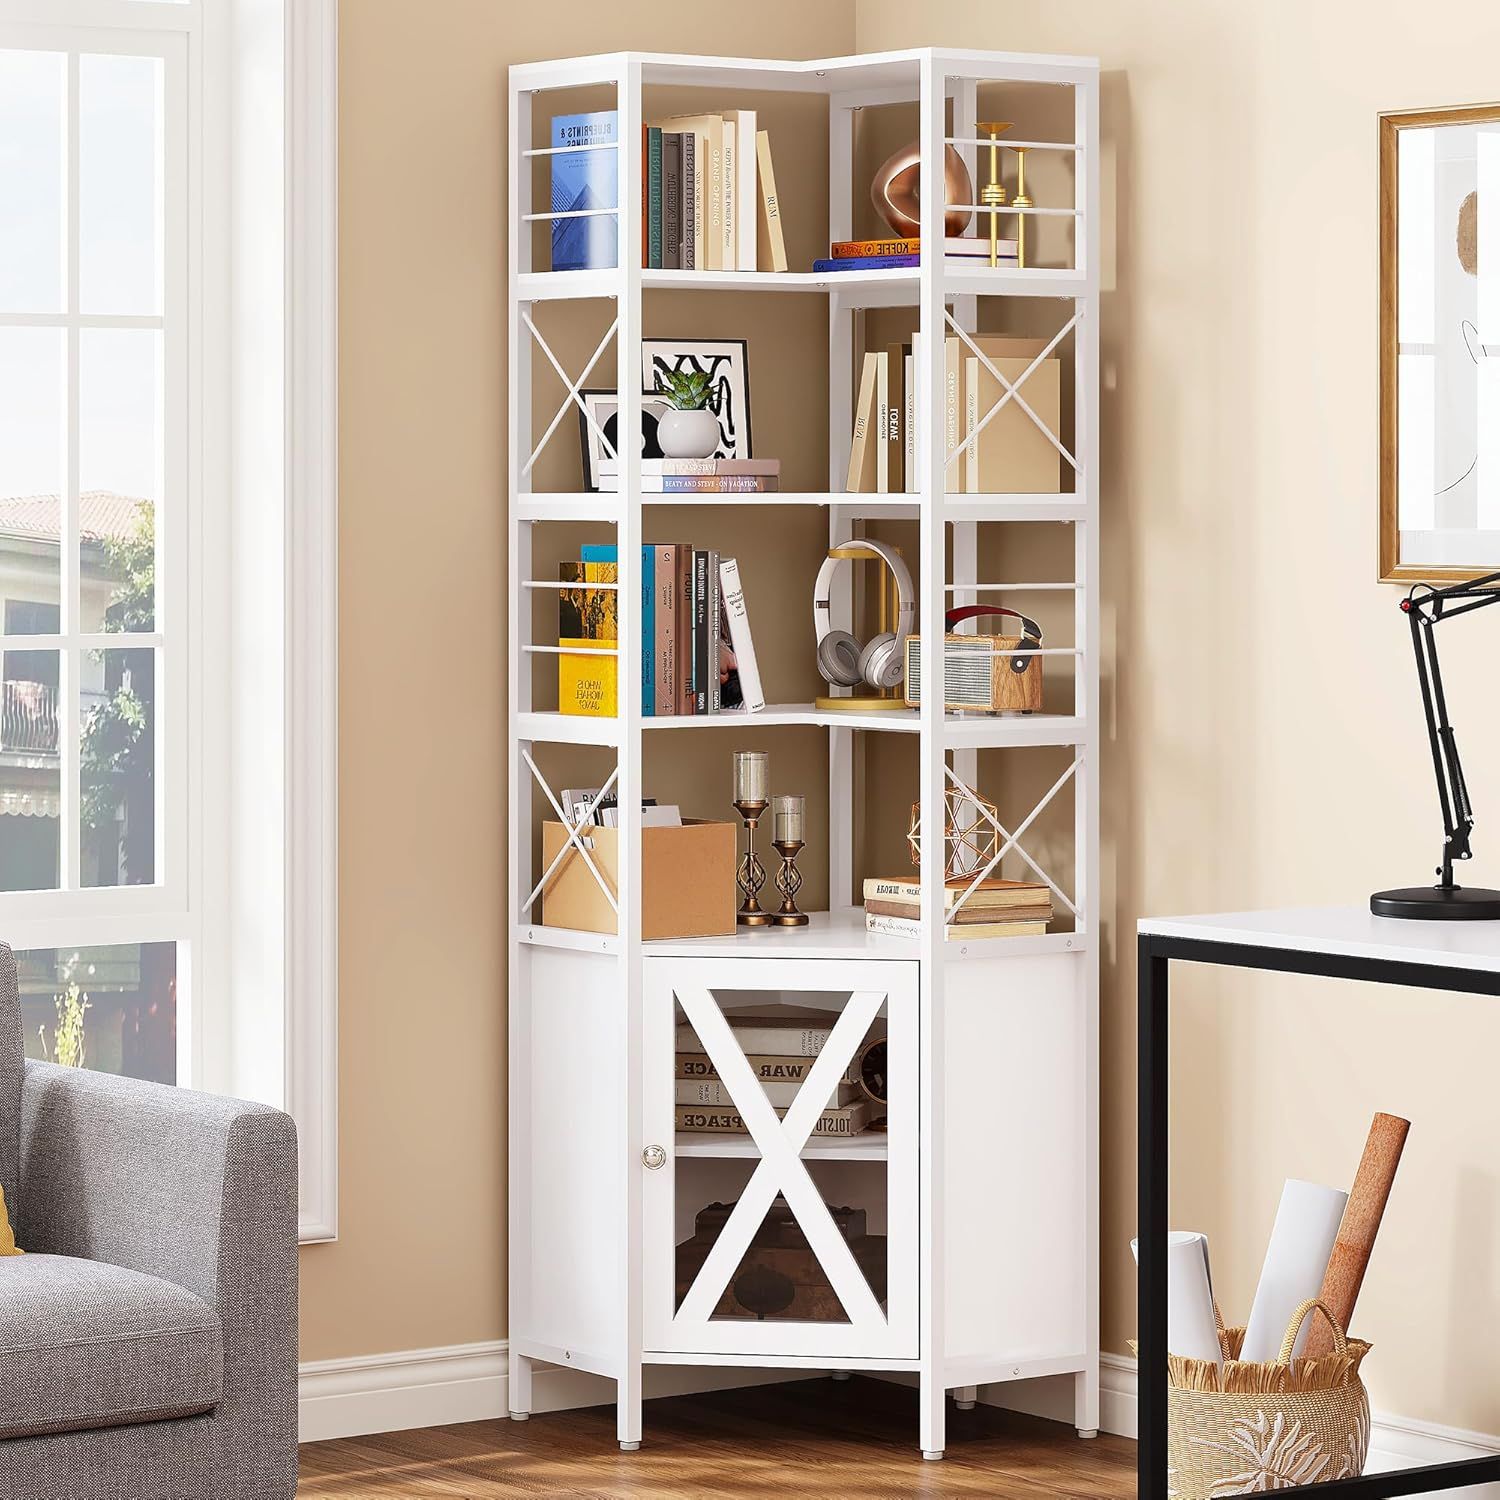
[{"left": 507, "top": 46, "right": 1100, "bottom": 1463}]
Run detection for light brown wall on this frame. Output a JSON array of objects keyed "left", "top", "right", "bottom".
[
  {"left": 851, "top": 0, "right": 1500, "bottom": 1432},
  {"left": 303, "top": 0, "right": 857, "bottom": 1364}
]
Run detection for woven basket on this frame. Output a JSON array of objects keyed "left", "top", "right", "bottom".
[{"left": 1164, "top": 1300, "right": 1371, "bottom": 1498}]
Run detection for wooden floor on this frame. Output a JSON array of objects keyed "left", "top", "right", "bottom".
[{"left": 297, "top": 1376, "right": 1134, "bottom": 1498}]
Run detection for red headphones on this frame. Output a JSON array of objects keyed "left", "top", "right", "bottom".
[{"left": 945, "top": 605, "right": 1043, "bottom": 675}]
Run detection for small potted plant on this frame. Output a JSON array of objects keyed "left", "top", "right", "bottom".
[{"left": 654, "top": 368, "right": 720, "bottom": 459}]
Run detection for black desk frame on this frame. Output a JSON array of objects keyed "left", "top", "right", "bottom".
[{"left": 1138, "top": 932, "right": 1500, "bottom": 1498}]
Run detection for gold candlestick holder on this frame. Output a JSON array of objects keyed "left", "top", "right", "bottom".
[
  {"left": 771, "top": 839, "right": 809, "bottom": 927},
  {"left": 733, "top": 799, "right": 773, "bottom": 927},
  {"left": 1011, "top": 145, "right": 1033, "bottom": 269},
  {"left": 976, "top": 121, "right": 1012, "bottom": 268}
]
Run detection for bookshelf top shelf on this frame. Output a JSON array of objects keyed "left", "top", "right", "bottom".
[{"left": 510, "top": 48, "right": 1099, "bottom": 96}]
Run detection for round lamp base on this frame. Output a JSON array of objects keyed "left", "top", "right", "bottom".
[{"left": 1370, "top": 885, "right": 1500, "bottom": 920}]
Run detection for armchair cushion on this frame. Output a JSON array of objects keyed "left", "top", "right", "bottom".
[
  {"left": 0, "top": 1254, "right": 222, "bottom": 1441},
  {"left": 0, "top": 945, "right": 20, "bottom": 1234}
]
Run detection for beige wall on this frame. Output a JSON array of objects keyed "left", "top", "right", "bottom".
[
  {"left": 303, "top": 0, "right": 857, "bottom": 1365},
  {"left": 318, "top": 0, "right": 1500, "bottom": 1435},
  {"left": 852, "top": 0, "right": 1500, "bottom": 1432}
]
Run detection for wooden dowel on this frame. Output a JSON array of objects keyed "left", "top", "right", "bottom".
[{"left": 1304, "top": 1112, "right": 1410, "bottom": 1357}]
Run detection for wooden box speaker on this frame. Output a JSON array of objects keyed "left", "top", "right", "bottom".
[{"left": 902, "top": 633, "right": 1042, "bottom": 714}]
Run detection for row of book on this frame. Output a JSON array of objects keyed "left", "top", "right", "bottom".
[
  {"left": 862, "top": 875, "right": 1053, "bottom": 940},
  {"left": 597, "top": 457, "right": 779, "bottom": 494},
  {"left": 675, "top": 1014, "right": 875, "bottom": 1139},
  {"left": 558, "top": 545, "right": 765, "bottom": 718},
  {"left": 845, "top": 334, "right": 1062, "bottom": 494},
  {"left": 550, "top": 108, "right": 788, "bottom": 273},
  {"left": 813, "top": 234, "right": 1019, "bottom": 274}
]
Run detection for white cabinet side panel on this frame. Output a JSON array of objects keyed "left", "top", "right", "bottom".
[
  {"left": 944, "top": 953, "right": 1088, "bottom": 1363},
  {"left": 521, "top": 948, "right": 625, "bottom": 1357}
]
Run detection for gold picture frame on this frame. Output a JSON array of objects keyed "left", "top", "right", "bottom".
[{"left": 1379, "top": 102, "right": 1500, "bottom": 583}]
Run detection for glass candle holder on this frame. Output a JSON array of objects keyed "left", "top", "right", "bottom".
[
  {"left": 772, "top": 795, "right": 805, "bottom": 844},
  {"left": 733, "top": 750, "right": 769, "bottom": 805}
]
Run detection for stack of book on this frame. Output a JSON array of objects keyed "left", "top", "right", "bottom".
[
  {"left": 812, "top": 235, "right": 1019, "bottom": 273},
  {"left": 597, "top": 458, "right": 779, "bottom": 494},
  {"left": 676, "top": 1014, "right": 873, "bottom": 1139},
  {"left": 557, "top": 546, "right": 764, "bottom": 718},
  {"left": 845, "top": 333, "right": 1061, "bottom": 495},
  {"left": 550, "top": 109, "right": 789, "bottom": 273},
  {"left": 863, "top": 875, "right": 1053, "bottom": 939}
]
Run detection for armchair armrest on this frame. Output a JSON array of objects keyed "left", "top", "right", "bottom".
[{"left": 18, "top": 1061, "right": 298, "bottom": 1495}]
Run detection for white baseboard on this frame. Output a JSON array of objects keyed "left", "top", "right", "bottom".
[
  {"left": 982, "top": 1353, "right": 1499, "bottom": 1495},
  {"left": 297, "top": 1339, "right": 800, "bottom": 1445}
]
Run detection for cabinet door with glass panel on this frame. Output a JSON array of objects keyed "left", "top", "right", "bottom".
[{"left": 643, "top": 956, "right": 918, "bottom": 1360}]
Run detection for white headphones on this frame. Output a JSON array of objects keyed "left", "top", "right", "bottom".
[{"left": 813, "top": 538, "right": 916, "bottom": 692}]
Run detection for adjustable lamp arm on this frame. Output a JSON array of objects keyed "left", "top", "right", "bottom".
[{"left": 1401, "top": 572, "right": 1500, "bottom": 891}]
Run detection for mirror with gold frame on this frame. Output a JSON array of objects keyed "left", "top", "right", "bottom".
[{"left": 1379, "top": 103, "right": 1500, "bottom": 582}]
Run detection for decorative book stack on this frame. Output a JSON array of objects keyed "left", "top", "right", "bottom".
[
  {"left": 813, "top": 235, "right": 1018, "bottom": 273},
  {"left": 597, "top": 458, "right": 779, "bottom": 494},
  {"left": 675, "top": 1014, "right": 874, "bottom": 1137},
  {"left": 862, "top": 875, "right": 1053, "bottom": 939}
]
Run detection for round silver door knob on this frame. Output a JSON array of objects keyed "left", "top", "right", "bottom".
[{"left": 641, "top": 1145, "right": 667, "bottom": 1170}]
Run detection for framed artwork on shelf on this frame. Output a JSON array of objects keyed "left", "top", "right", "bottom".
[
  {"left": 1379, "top": 102, "right": 1500, "bottom": 582},
  {"left": 578, "top": 390, "right": 671, "bottom": 491},
  {"left": 641, "top": 337, "right": 753, "bottom": 458}
]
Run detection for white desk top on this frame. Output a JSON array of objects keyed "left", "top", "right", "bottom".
[{"left": 1137, "top": 905, "right": 1500, "bottom": 975}]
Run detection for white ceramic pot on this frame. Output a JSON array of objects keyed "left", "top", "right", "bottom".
[{"left": 657, "top": 407, "right": 720, "bottom": 459}]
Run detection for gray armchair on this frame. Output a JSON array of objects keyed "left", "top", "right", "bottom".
[{"left": 0, "top": 943, "right": 298, "bottom": 1500}]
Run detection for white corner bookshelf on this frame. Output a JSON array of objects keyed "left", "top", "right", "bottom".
[{"left": 507, "top": 46, "right": 1100, "bottom": 1461}]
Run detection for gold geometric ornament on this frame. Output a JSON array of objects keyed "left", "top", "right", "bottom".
[{"left": 907, "top": 788, "right": 1000, "bottom": 881}]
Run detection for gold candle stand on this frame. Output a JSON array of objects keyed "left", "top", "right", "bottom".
[
  {"left": 976, "top": 121, "right": 1012, "bottom": 268},
  {"left": 1011, "top": 145, "right": 1033, "bottom": 270},
  {"left": 733, "top": 799, "right": 772, "bottom": 926}
]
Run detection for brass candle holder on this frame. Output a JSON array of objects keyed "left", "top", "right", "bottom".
[
  {"left": 976, "top": 121, "right": 1012, "bottom": 268},
  {"left": 770, "top": 794, "right": 808, "bottom": 926},
  {"left": 732, "top": 751, "right": 772, "bottom": 927},
  {"left": 1011, "top": 145, "right": 1033, "bottom": 269}
]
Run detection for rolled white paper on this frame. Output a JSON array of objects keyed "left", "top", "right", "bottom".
[
  {"left": 1241, "top": 1179, "right": 1349, "bottom": 1363},
  {"left": 1131, "top": 1230, "right": 1223, "bottom": 1366}
]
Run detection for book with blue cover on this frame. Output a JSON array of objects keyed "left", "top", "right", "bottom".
[
  {"left": 812, "top": 254, "right": 919, "bottom": 272},
  {"left": 582, "top": 544, "right": 654, "bottom": 714},
  {"left": 551, "top": 110, "right": 618, "bottom": 271}
]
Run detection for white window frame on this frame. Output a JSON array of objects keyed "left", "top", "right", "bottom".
[{"left": 0, "top": 0, "right": 338, "bottom": 1244}]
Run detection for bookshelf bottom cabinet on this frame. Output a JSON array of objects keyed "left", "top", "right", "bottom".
[{"left": 508, "top": 943, "right": 1092, "bottom": 1456}]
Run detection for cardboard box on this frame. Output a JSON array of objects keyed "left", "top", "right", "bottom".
[
  {"left": 541, "top": 819, "right": 738, "bottom": 940},
  {"left": 962, "top": 335, "right": 1062, "bottom": 494}
]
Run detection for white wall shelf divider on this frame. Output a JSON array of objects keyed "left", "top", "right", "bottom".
[{"left": 507, "top": 46, "right": 1100, "bottom": 1462}]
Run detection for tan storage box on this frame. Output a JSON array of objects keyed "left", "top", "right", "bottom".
[
  {"left": 959, "top": 335, "right": 1062, "bottom": 494},
  {"left": 541, "top": 819, "right": 738, "bottom": 940}
]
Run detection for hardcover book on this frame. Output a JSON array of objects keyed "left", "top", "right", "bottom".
[
  {"left": 676, "top": 1014, "right": 832, "bottom": 1057},
  {"left": 674, "top": 1100, "right": 872, "bottom": 1136},
  {"left": 661, "top": 133, "right": 682, "bottom": 269},
  {"left": 864, "top": 911, "right": 1046, "bottom": 940},
  {"left": 675, "top": 1053, "right": 859, "bottom": 1086},
  {"left": 557, "top": 559, "right": 618, "bottom": 715},
  {"left": 675, "top": 1078, "right": 862, "bottom": 1110},
  {"left": 582, "top": 544, "right": 653, "bottom": 715},
  {"left": 718, "top": 556, "right": 765, "bottom": 713},
  {"left": 755, "top": 129, "right": 788, "bottom": 272},
  {"left": 654, "top": 544, "right": 678, "bottom": 715},
  {"left": 646, "top": 126, "right": 663, "bottom": 268},
  {"left": 862, "top": 875, "right": 1051, "bottom": 908},
  {"left": 550, "top": 110, "right": 618, "bottom": 272}
]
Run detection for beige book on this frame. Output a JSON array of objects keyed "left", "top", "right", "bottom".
[
  {"left": 846, "top": 352, "right": 879, "bottom": 493},
  {"left": 876, "top": 351, "right": 889, "bottom": 493},
  {"left": 944, "top": 336, "right": 962, "bottom": 493},
  {"left": 722, "top": 110, "right": 759, "bottom": 271},
  {"left": 720, "top": 120, "right": 737, "bottom": 270},
  {"left": 755, "top": 129, "right": 787, "bottom": 272},
  {"left": 964, "top": 335, "right": 1062, "bottom": 494},
  {"left": 964, "top": 356, "right": 979, "bottom": 494}
]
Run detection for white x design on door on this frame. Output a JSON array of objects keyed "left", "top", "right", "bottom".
[{"left": 644, "top": 957, "right": 918, "bottom": 1359}]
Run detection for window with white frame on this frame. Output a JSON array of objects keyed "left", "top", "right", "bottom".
[
  {"left": 0, "top": 0, "right": 337, "bottom": 1241},
  {"left": 0, "top": 10, "right": 193, "bottom": 1083}
]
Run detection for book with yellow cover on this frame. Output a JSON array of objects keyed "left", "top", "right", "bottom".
[{"left": 559, "top": 560, "right": 618, "bottom": 715}]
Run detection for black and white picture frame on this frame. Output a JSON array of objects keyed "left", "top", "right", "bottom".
[
  {"left": 641, "top": 338, "right": 752, "bottom": 460},
  {"left": 577, "top": 391, "right": 671, "bottom": 492}
]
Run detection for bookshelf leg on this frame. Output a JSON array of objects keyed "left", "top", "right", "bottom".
[
  {"left": 617, "top": 1369, "right": 642, "bottom": 1451},
  {"left": 953, "top": 1385, "right": 977, "bottom": 1411},
  {"left": 1074, "top": 1368, "right": 1100, "bottom": 1439},
  {"left": 919, "top": 1370, "right": 945, "bottom": 1461},
  {"left": 508, "top": 1351, "right": 533, "bottom": 1420}
]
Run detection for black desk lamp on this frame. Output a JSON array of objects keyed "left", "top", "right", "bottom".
[{"left": 1372, "top": 571, "right": 1500, "bottom": 920}]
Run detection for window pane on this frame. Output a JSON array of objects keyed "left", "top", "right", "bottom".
[
  {"left": 79, "top": 53, "right": 164, "bottom": 318},
  {"left": 17, "top": 942, "right": 176, "bottom": 1084},
  {"left": 0, "top": 329, "right": 65, "bottom": 635},
  {"left": 80, "top": 329, "right": 159, "bottom": 632},
  {"left": 0, "top": 647, "right": 60, "bottom": 890},
  {"left": 0, "top": 51, "right": 65, "bottom": 315},
  {"left": 81, "top": 646, "right": 155, "bottom": 888}
]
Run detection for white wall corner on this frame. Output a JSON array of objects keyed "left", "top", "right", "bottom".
[{"left": 285, "top": 0, "right": 339, "bottom": 1244}]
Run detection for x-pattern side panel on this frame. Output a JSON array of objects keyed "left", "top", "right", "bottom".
[
  {"left": 520, "top": 308, "right": 619, "bottom": 477},
  {"left": 945, "top": 762, "right": 1081, "bottom": 923},
  {"left": 673, "top": 986, "right": 888, "bottom": 1331},
  {"left": 520, "top": 751, "right": 619, "bottom": 915}
]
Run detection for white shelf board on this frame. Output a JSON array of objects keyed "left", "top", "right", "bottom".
[
  {"left": 517, "top": 266, "right": 1087, "bottom": 306},
  {"left": 646, "top": 907, "right": 1086, "bottom": 962},
  {"left": 674, "top": 1130, "right": 890, "bottom": 1162},
  {"left": 518, "top": 706, "right": 1089, "bottom": 747},
  {"left": 514, "top": 492, "right": 1084, "bottom": 522}
]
